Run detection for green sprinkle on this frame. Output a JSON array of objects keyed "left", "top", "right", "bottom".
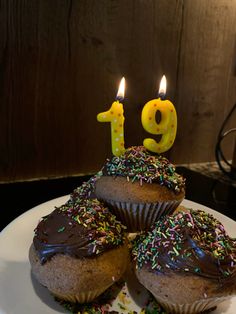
[
  {"left": 57, "top": 226, "right": 65, "bottom": 233},
  {"left": 173, "top": 247, "right": 179, "bottom": 256},
  {"left": 118, "top": 303, "right": 126, "bottom": 310}
]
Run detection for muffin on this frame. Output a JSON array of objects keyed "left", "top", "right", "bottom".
[
  {"left": 29, "top": 198, "right": 129, "bottom": 303},
  {"left": 132, "top": 209, "right": 236, "bottom": 314},
  {"left": 95, "top": 146, "right": 185, "bottom": 232}
]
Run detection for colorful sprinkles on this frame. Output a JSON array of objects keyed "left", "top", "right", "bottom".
[
  {"left": 34, "top": 190, "right": 127, "bottom": 263},
  {"left": 57, "top": 198, "right": 127, "bottom": 254},
  {"left": 69, "top": 172, "right": 102, "bottom": 204},
  {"left": 133, "top": 209, "right": 236, "bottom": 278},
  {"left": 103, "top": 146, "right": 185, "bottom": 194}
]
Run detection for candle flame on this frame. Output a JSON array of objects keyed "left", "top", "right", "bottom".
[
  {"left": 116, "top": 77, "right": 125, "bottom": 101},
  {"left": 158, "top": 75, "right": 167, "bottom": 97}
]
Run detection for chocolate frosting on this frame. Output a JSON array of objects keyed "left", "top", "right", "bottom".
[
  {"left": 102, "top": 146, "right": 185, "bottom": 194},
  {"left": 33, "top": 199, "right": 126, "bottom": 264},
  {"left": 133, "top": 209, "right": 236, "bottom": 281}
]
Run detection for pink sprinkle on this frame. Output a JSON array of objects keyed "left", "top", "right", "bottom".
[
  {"left": 187, "top": 212, "right": 194, "bottom": 227},
  {"left": 169, "top": 225, "right": 179, "bottom": 231},
  {"left": 219, "top": 225, "right": 225, "bottom": 232}
]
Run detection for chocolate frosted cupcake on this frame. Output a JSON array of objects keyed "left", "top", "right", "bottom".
[
  {"left": 133, "top": 209, "right": 236, "bottom": 314},
  {"left": 29, "top": 198, "right": 129, "bottom": 303},
  {"left": 95, "top": 146, "right": 185, "bottom": 231}
]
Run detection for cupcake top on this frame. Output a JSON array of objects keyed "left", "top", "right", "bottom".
[
  {"left": 69, "top": 173, "right": 101, "bottom": 204},
  {"left": 34, "top": 198, "right": 127, "bottom": 264},
  {"left": 133, "top": 209, "right": 236, "bottom": 280},
  {"left": 102, "top": 146, "right": 185, "bottom": 194}
]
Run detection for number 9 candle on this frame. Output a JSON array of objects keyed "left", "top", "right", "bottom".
[
  {"left": 141, "top": 75, "right": 177, "bottom": 154},
  {"left": 97, "top": 77, "right": 125, "bottom": 157}
]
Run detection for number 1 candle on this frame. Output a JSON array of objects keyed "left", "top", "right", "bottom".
[
  {"left": 141, "top": 75, "right": 177, "bottom": 153},
  {"left": 97, "top": 77, "right": 125, "bottom": 157}
]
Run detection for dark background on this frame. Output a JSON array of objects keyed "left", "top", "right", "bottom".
[
  {"left": 0, "top": 1, "right": 236, "bottom": 230},
  {"left": 0, "top": 0, "right": 236, "bottom": 184}
]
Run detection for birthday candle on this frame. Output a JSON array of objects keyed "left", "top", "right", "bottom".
[
  {"left": 141, "top": 75, "right": 177, "bottom": 153},
  {"left": 97, "top": 78, "right": 125, "bottom": 156}
]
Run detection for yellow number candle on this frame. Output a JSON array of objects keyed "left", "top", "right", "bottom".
[
  {"left": 141, "top": 75, "right": 177, "bottom": 153},
  {"left": 97, "top": 77, "right": 125, "bottom": 156}
]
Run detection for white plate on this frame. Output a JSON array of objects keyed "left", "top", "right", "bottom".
[{"left": 0, "top": 197, "right": 236, "bottom": 314}]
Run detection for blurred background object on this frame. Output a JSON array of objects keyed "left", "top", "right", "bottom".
[{"left": 215, "top": 103, "right": 236, "bottom": 180}]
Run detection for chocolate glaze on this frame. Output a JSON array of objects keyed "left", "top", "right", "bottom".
[
  {"left": 33, "top": 199, "right": 126, "bottom": 264},
  {"left": 151, "top": 233, "right": 236, "bottom": 281},
  {"left": 133, "top": 209, "right": 236, "bottom": 282}
]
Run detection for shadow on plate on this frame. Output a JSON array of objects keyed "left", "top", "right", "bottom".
[
  {"left": 0, "top": 259, "right": 66, "bottom": 313},
  {"left": 31, "top": 271, "right": 67, "bottom": 313}
]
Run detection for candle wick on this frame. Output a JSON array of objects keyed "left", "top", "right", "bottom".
[
  {"left": 158, "top": 92, "right": 165, "bottom": 100},
  {"left": 115, "top": 95, "right": 124, "bottom": 102}
]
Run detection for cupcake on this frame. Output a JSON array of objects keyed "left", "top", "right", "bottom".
[
  {"left": 29, "top": 198, "right": 129, "bottom": 303},
  {"left": 132, "top": 209, "right": 236, "bottom": 314},
  {"left": 95, "top": 146, "right": 185, "bottom": 232}
]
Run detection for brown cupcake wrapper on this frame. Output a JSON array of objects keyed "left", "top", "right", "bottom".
[
  {"left": 51, "top": 285, "right": 111, "bottom": 303},
  {"left": 104, "top": 199, "right": 183, "bottom": 232},
  {"left": 157, "top": 295, "right": 231, "bottom": 314}
]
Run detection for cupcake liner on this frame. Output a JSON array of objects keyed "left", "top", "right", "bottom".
[
  {"left": 51, "top": 285, "right": 111, "bottom": 303},
  {"left": 156, "top": 295, "right": 231, "bottom": 314},
  {"left": 105, "top": 199, "right": 182, "bottom": 232}
]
